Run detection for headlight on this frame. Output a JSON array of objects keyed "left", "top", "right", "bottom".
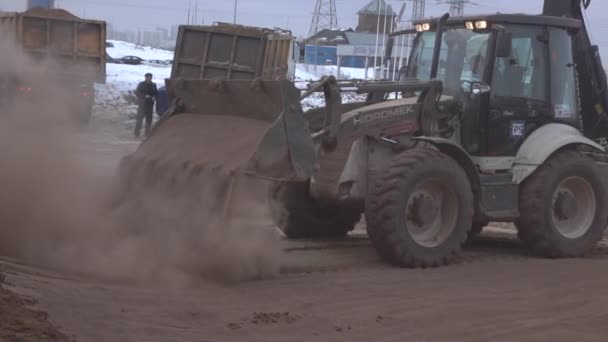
[
  {"left": 475, "top": 20, "right": 488, "bottom": 29},
  {"left": 415, "top": 23, "right": 431, "bottom": 32},
  {"left": 465, "top": 21, "right": 474, "bottom": 30}
]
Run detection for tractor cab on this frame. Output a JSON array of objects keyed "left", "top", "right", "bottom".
[{"left": 400, "top": 14, "right": 584, "bottom": 158}]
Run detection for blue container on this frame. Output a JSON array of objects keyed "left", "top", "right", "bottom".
[
  {"left": 340, "top": 56, "right": 367, "bottom": 68},
  {"left": 305, "top": 45, "right": 338, "bottom": 66},
  {"left": 27, "top": 0, "right": 54, "bottom": 9}
]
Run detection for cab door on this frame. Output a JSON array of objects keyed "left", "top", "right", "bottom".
[{"left": 484, "top": 25, "right": 552, "bottom": 156}]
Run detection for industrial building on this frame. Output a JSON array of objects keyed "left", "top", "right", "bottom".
[{"left": 305, "top": 0, "right": 408, "bottom": 74}]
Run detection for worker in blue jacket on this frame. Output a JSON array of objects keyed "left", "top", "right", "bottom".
[{"left": 156, "top": 85, "right": 169, "bottom": 117}]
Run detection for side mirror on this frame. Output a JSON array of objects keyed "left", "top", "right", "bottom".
[{"left": 496, "top": 31, "right": 512, "bottom": 58}]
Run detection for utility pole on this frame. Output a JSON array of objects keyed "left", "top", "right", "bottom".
[
  {"left": 448, "top": 0, "right": 465, "bottom": 16},
  {"left": 407, "top": 0, "right": 426, "bottom": 69},
  {"left": 308, "top": 0, "right": 338, "bottom": 38},
  {"left": 307, "top": 0, "right": 338, "bottom": 72},
  {"left": 373, "top": 0, "right": 382, "bottom": 77},
  {"left": 412, "top": 0, "right": 426, "bottom": 20},
  {"left": 187, "top": 0, "right": 191, "bottom": 25},
  {"left": 393, "top": 1, "right": 407, "bottom": 81},
  {"left": 233, "top": 0, "right": 238, "bottom": 24},
  {"left": 436, "top": 0, "right": 467, "bottom": 16}
]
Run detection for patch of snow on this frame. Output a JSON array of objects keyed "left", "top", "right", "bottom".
[
  {"left": 107, "top": 40, "right": 174, "bottom": 60},
  {"left": 301, "top": 92, "right": 367, "bottom": 112},
  {"left": 105, "top": 63, "right": 171, "bottom": 93},
  {"left": 95, "top": 40, "right": 375, "bottom": 142},
  {"left": 295, "top": 64, "right": 368, "bottom": 81},
  {"left": 93, "top": 62, "right": 171, "bottom": 141},
  {"left": 295, "top": 64, "right": 322, "bottom": 82}
]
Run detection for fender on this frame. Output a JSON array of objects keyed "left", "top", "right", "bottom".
[
  {"left": 513, "top": 123, "right": 606, "bottom": 184},
  {"left": 411, "top": 137, "right": 481, "bottom": 192}
]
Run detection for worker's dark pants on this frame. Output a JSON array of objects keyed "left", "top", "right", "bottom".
[{"left": 135, "top": 101, "right": 154, "bottom": 138}]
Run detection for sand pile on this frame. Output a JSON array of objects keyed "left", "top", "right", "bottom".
[{"left": 0, "top": 30, "right": 280, "bottom": 286}]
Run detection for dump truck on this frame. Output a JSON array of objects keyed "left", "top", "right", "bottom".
[
  {"left": 0, "top": 8, "right": 106, "bottom": 123},
  {"left": 171, "top": 23, "right": 296, "bottom": 81},
  {"left": 108, "top": 0, "right": 608, "bottom": 268},
  {"left": 152, "top": 23, "right": 296, "bottom": 117}
]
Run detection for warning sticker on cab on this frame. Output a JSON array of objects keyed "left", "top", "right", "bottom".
[{"left": 511, "top": 121, "right": 525, "bottom": 137}]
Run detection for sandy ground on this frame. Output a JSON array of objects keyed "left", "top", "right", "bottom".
[
  {"left": 2, "top": 119, "right": 608, "bottom": 342},
  {"left": 2, "top": 232, "right": 608, "bottom": 342}
]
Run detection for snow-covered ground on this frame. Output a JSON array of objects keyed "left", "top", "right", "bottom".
[
  {"left": 94, "top": 40, "right": 371, "bottom": 140},
  {"left": 105, "top": 63, "right": 171, "bottom": 93},
  {"left": 106, "top": 40, "right": 174, "bottom": 61},
  {"left": 295, "top": 64, "right": 368, "bottom": 82}
]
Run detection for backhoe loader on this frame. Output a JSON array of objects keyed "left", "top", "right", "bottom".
[{"left": 108, "top": 0, "right": 608, "bottom": 268}]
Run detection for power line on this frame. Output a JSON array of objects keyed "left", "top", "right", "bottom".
[
  {"left": 308, "top": 0, "right": 339, "bottom": 39},
  {"left": 435, "top": 0, "right": 477, "bottom": 16},
  {"left": 412, "top": 0, "right": 426, "bottom": 20}
]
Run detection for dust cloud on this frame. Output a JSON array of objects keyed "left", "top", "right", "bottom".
[{"left": 0, "top": 33, "right": 280, "bottom": 286}]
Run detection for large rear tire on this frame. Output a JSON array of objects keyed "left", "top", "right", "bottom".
[
  {"left": 365, "top": 148, "right": 474, "bottom": 267},
  {"left": 268, "top": 181, "right": 362, "bottom": 239},
  {"left": 516, "top": 150, "right": 608, "bottom": 257}
]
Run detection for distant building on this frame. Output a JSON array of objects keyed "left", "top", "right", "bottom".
[
  {"left": 356, "top": 0, "right": 396, "bottom": 34},
  {"left": 306, "top": 31, "right": 408, "bottom": 69},
  {"left": 156, "top": 27, "right": 169, "bottom": 41},
  {"left": 306, "top": 28, "right": 353, "bottom": 47},
  {"left": 125, "top": 30, "right": 137, "bottom": 44},
  {"left": 109, "top": 31, "right": 129, "bottom": 42},
  {"left": 170, "top": 25, "right": 180, "bottom": 41},
  {"left": 159, "top": 40, "right": 176, "bottom": 51},
  {"left": 142, "top": 30, "right": 162, "bottom": 48},
  {"left": 304, "top": 0, "right": 402, "bottom": 70}
]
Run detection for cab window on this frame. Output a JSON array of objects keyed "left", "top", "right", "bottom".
[{"left": 492, "top": 26, "right": 548, "bottom": 102}]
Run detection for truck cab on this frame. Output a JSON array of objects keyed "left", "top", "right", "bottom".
[{"left": 404, "top": 14, "right": 590, "bottom": 159}]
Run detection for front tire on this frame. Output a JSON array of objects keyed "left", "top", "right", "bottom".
[
  {"left": 365, "top": 148, "right": 474, "bottom": 267},
  {"left": 517, "top": 150, "right": 608, "bottom": 257}
]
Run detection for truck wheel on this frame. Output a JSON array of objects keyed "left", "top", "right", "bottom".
[
  {"left": 365, "top": 148, "right": 474, "bottom": 267},
  {"left": 268, "top": 181, "right": 362, "bottom": 239},
  {"left": 517, "top": 150, "right": 608, "bottom": 257}
]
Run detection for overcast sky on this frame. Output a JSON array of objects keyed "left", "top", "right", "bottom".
[{"left": 1, "top": 0, "right": 608, "bottom": 45}]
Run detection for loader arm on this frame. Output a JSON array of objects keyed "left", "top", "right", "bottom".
[{"left": 309, "top": 80, "right": 450, "bottom": 150}]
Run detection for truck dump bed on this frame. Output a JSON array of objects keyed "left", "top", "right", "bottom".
[
  {"left": 172, "top": 23, "right": 295, "bottom": 81},
  {"left": 0, "top": 8, "right": 106, "bottom": 84}
]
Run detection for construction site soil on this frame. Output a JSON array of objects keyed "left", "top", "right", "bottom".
[
  {"left": 2, "top": 96, "right": 608, "bottom": 342},
  {"left": 2, "top": 36, "right": 608, "bottom": 340},
  {"left": 1, "top": 131, "right": 608, "bottom": 342},
  {"left": 2, "top": 231, "right": 608, "bottom": 342},
  {"left": 0, "top": 90, "right": 607, "bottom": 342}
]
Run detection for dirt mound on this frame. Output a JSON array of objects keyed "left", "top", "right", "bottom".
[
  {"left": 23, "top": 8, "right": 78, "bottom": 20},
  {"left": 0, "top": 280, "right": 69, "bottom": 342},
  {"left": 138, "top": 113, "right": 271, "bottom": 171},
  {"left": 0, "top": 33, "right": 281, "bottom": 286}
]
